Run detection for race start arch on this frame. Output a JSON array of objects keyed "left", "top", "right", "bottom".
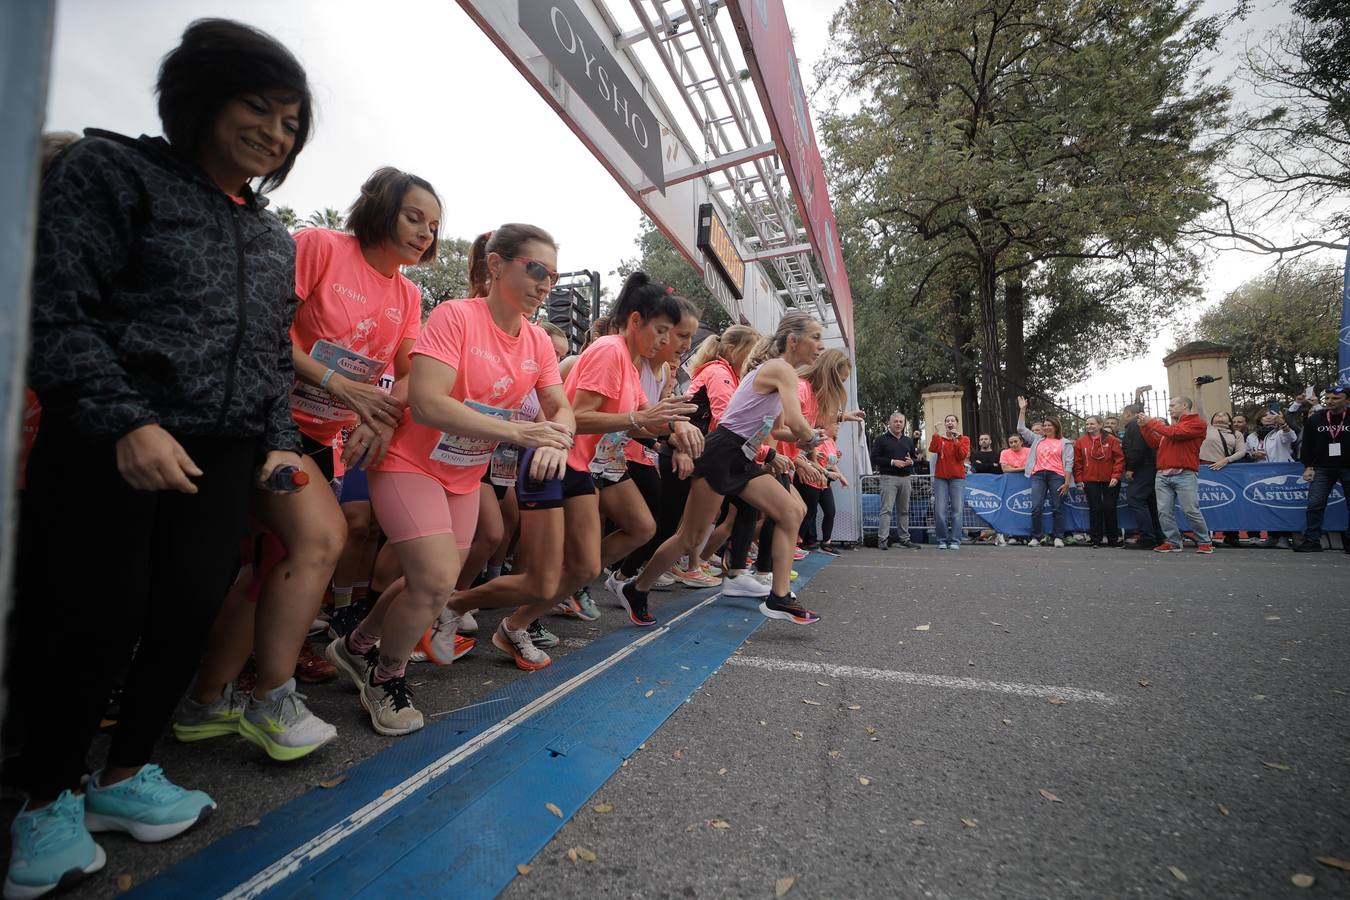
[
  {"left": 455, "top": 0, "right": 855, "bottom": 349},
  {"left": 455, "top": 0, "right": 865, "bottom": 538}
]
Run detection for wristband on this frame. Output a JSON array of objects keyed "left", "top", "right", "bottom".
[
  {"left": 629, "top": 412, "right": 641, "bottom": 432},
  {"left": 319, "top": 368, "right": 336, "bottom": 391},
  {"left": 763, "top": 448, "right": 777, "bottom": 466}
]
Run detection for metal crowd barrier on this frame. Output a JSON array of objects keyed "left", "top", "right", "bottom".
[{"left": 859, "top": 474, "right": 987, "bottom": 544}]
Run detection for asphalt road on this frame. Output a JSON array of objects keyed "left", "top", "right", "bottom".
[{"left": 11, "top": 541, "right": 1350, "bottom": 898}]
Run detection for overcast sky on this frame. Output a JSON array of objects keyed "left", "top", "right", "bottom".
[{"left": 44, "top": 0, "right": 1336, "bottom": 407}]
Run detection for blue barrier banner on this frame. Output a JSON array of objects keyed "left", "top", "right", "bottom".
[{"left": 963, "top": 463, "right": 1346, "bottom": 536}]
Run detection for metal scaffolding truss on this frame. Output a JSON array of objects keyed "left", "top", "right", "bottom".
[{"left": 592, "top": 0, "right": 835, "bottom": 328}]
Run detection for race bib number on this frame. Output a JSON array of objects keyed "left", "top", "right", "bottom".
[
  {"left": 490, "top": 443, "right": 521, "bottom": 486},
  {"left": 291, "top": 340, "right": 384, "bottom": 422},
  {"left": 741, "top": 416, "right": 776, "bottom": 461},
  {"left": 589, "top": 432, "right": 631, "bottom": 481},
  {"left": 429, "top": 400, "right": 516, "bottom": 467},
  {"left": 644, "top": 445, "right": 660, "bottom": 467}
]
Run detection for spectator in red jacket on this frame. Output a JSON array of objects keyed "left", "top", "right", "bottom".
[
  {"left": 1073, "top": 416, "right": 1125, "bottom": 547},
  {"left": 1139, "top": 392, "right": 1213, "bottom": 554},
  {"left": 928, "top": 415, "right": 970, "bottom": 550}
]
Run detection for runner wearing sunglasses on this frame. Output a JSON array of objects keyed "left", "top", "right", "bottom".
[{"left": 325, "top": 223, "right": 573, "bottom": 733}]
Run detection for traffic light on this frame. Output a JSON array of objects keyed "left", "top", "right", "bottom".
[{"left": 547, "top": 284, "right": 590, "bottom": 354}]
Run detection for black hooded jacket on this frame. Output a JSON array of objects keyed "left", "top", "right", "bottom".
[{"left": 29, "top": 129, "right": 301, "bottom": 453}]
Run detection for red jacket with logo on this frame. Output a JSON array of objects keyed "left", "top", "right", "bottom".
[
  {"left": 1072, "top": 433, "right": 1124, "bottom": 483},
  {"left": 927, "top": 433, "right": 971, "bottom": 479},
  {"left": 1140, "top": 413, "right": 1207, "bottom": 471}
]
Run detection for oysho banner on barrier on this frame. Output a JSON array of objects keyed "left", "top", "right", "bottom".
[{"left": 962, "top": 463, "right": 1346, "bottom": 536}]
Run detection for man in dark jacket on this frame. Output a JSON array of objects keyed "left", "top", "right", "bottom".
[
  {"left": 1294, "top": 384, "right": 1350, "bottom": 552},
  {"left": 871, "top": 413, "right": 919, "bottom": 549},
  {"left": 1121, "top": 403, "right": 1162, "bottom": 547}
]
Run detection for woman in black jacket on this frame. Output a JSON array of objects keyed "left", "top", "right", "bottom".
[{"left": 6, "top": 20, "right": 313, "bottom": 897}]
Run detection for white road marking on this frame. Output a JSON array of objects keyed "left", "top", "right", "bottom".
[
  {"left": 723, "top": 656, "right": 1119, "bottom": 705},
  {"left": 223, "top": 594, "right": 724, "bottom": 899}
]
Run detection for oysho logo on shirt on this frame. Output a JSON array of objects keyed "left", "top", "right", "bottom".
[
  {"left": 521, "top": 359, "right": 540, "bottom": 373},
  {"left": 385, "top": 307, "right": 403, "bottom": 324},
  {"left": 331, "top": 282, "right": 366, "bottom": 304},
  {"left": 469, "top": 345, "right": 503, "bottom": 365}
]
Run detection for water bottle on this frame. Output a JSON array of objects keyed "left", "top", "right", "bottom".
[{"left": 260, "top": 464, "right": 310, "bottom": 493}]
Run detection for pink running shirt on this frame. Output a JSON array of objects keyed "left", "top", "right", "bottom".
[
  {"left": 375, "top": 298, "right": 562, "bottom": 494},
  {"left": 564, "top": 334, "right": 644, "bottom": 473},
  {"left": 289, "top": 229, "right": 421, "bottom": 445}
]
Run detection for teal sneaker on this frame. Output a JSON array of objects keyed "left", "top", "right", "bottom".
[
  {"left": 565, "top": 588, "right": 600, "bottom": 621},
  {"left": 527, "top": 620, "right": 560, "bottom": 649},
  {"left": 172, "top": 683, "right": 244, "bottom": 742},
  {"left": 4, "top": 791, "right": 105, "bottom": 900},
  {"left": 83, "top": 765, "right": 215, "bottom": 843}
]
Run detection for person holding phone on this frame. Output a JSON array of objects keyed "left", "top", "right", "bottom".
[
  {"left": 928, "top": 415, "right": 971, "bottom": 549},
  {"left": 870, "top": 412, "right": 918, "bottom": 549}
]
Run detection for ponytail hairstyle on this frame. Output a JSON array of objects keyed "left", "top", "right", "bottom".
[
  {"left": 469, "top": 223, "right": 558, "bottom": 298},
  {"left": 689, "top": 324, "right": 759, "bottom": 376},
  {"left": 346, "top": 167, "right": 441, "bottom": 263},
  {"left": 674, "top": 295, "right": 703, "bottom": 323},
  {"left": 742, "top": 310, "right": 818, "bottom": 376},
  {"left": 610, "top": 271, "right": 682, "bottom": 332},
  {"left": 798, "top": 348, "right": 851, "bottom": 427}
]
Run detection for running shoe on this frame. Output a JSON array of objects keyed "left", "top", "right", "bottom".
[
  {"left": 652, "top": 570, "right": 677, "bottom": 589},
  {"left": 1152, "top": 542, "right": 1183, "bottom": 553},
  {"left": 618, "top": 583, "right": 656, "bottom": 627},
  {"left": 817, "top": 544, "right": 842, "bottom": 556},
  {"left": 238, "top": 679, "right": 337, "bottom": 762},
  {"left": 417, "top": 610, "right": 476, "bottom": 666},
  {"left": 492, "top": 621, "right": 553, "bottom": 670},
  {"left": 527, "top": 620, "right": 560, "bottom": 649},
  {"left": 556, "top": 588, "right": 601, "bottom": 621},
  {"left": 1195, "top": 543, "right": 1215, "bottom": 554},
  {"left": 792, "top": 547, "right": 809, "bottom": 561},
  {"left": 604, "top": 571, "right": 629, "bottom": 608},
  {"left": 758, "top": 596, "right": 820, "bottom": 625},
  {"left": 171, "top": 684, "right": 244, "bottom": 743},
  {"left": 722, "top": 572, "right": 771, "bottom": 598},
  {"left": 5, "top": 791, "right": 105, "bottom": 900},
  {"left": 790, "top": 569, "right": 799, "bottom": 581},
  {"left": 948, "top": 542, "right": 960, "bottom": 551},
  {"left": 83, "top": 765, "right": 215, "bottom": 843},
  {"left": 325, "top": 636, "right": 380, "bottom": 692},
  {"left": 456, "top": 610, "right": 479, "bottom": 635},
  {"left": 672, "top": 566, "right": 719, "bottom": 588},
  {"left": 1027, "top": 538, "right": 1041, "bottom": 547},
  {"left": 360, "top": 671, "right": 423, "bottom": 736},
  {"left": 1053, "top": 538, "right": 1065, "bottom": 548},
  {"left": 295, "top": 641, "right": 337, "bottom": 684},
  {"left": 995, "top": 534, "right": 1007, "bottom": 546},
  {"left": 701, "top": 559, "right": 723, "bottom": 577},
  {"left": 747, "top": 543, "right": 759, "bottom": 561}
]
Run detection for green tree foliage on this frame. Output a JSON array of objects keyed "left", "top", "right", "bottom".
[
  {"left": 1189, "top": 260, "right": 1342, "bottom": 408},
  {"left": 820, "top": 0, "right": 1228, "bottom": 436},
  {"left": 403, "top": 237, "right": 472, "bottom": 317},
  {"left": 615, "top": 217, "right": 733, "bottom": 333},
  {"left": 273, "top": 205, "right": 299, "bottom": 231},
  {"left": 304, "top": 207, "right": 345, "bottom": 230}
]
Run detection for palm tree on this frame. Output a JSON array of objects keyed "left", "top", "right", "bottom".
[
  {"left": 273, "top": 205, "right": 299, "bottom": 231},
  {"left": 304, "top": 207, "right": 344, "bottom": 230}
]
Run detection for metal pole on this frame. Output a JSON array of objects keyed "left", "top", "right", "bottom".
[{"left": 0, "top": 0, "right": 56, "bottom": 712}]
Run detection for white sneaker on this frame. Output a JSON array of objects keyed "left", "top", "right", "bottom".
[
  {"left": 753, "top": 572, "right": 773, "bottom": 587},
  {"left": 1028, "top": 538, "right": 1041, "bottom": 547},
  {"left": 491, "top": 621, "right": 552, "bottom": 670},
  {"left": 456, "top": 610, "right": 478, "bottom": 635},
  {"left": 604, "top": 571, "right": 629, "bottom": 607},
  {"left": 419, "top": 609, "right": 466, "bottom": 666},
  {"left": 701, "top": 559, "right": 723, "bottom": 577},
  {"left": 653, "top": 571, "right": 677, "bottom": 588},
  {"left": 360, "top": 670, "right": 423, "bottom": 736},
  {"left": 1053, "top": 538, "right": 1065, "bottom": 548},
  {"left": 239, "top": 679, "right": 337, "bottom": 762},
  {"left": 995, "top": 534, "right": 1007, "bottom": 546},
  {"left": 723, "top": 572, "right": 771, "bottom": 598}
]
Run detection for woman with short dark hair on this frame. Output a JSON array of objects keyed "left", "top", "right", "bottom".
[{"left": 8, "top": 19, "right": 312, "bottom": 895}]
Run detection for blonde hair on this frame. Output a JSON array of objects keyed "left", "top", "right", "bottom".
[
  {"left": 742, "top": 311, "right": 817, "bottom": 376},
  {"left": 690, "top": 325, "right": 759, "bottom": 376},
  {"left": 798, "top": 348, "right": 851, "bottom": 427}
]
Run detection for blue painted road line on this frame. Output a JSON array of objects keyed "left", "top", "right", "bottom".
[{"left": 131, "top": 554, "right": 832, "bottom": 900}]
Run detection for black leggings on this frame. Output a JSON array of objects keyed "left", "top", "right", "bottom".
[
  {"left": 1083, "top": 481, "right": 1120, "bottom": 543},
  {"left": 818, "top": 484, "right": 836, "bottom": 543},
  {"left": 6, "top": 418, "right": 258, "bottom": 799},
  {"left": 798, "top": 482, "right": 824, "bottom": 547},
  {"left": 618, "top": 459, "right": 663, "bottom": 577},
  {"left": 755, "top": 474, "right": 793, "bottom": 573}
]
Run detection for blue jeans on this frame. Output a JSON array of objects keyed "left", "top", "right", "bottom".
[
  {"left": 932, "top": 477, "right": 965, "bottom": 544},
  {"left": 1028, "top": 470, "right": 1065, "bottom": 539},
  {"left": 1303, "top": 467, "right": 1350, "bottom": 542},
  {"left": 1155, "top": 470, "right": 1211, "bottom": 546}
]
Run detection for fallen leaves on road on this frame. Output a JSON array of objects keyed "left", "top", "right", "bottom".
[
  {"left": 910, "top": 819, "right": 926, "bottom": 827},
  {"left": 866, "top": 726, "right": 877, "bottom": 735},
  {"left": 718, "top": 768, "right": 728, "bottom": 776},
  {"left": 1001, "top": 719, "right": 1012, "bottom": 726},
  {"left": 1291, "top": 873, "right": 1314, "bottom": 888},
  {"left": 516, "top": 864, "right": 532, "bottom": 875},
  {"left": 1169, "top": 866, "right": 1188, "bottom": 883},
  {"left": 710, "top": 819, "right": 732, "bottom": 830},
  {"left": 913, "top": 624, "right": 931, "bottom": 631},
  {"left": 318, "top": 776, "right": 347, "bottom": 789},
  {"left": 1038, "top": 789, "right": 1062, "bottom": 803},
  {"left": 672, "top": 749, "right": 685, "bottom": 760},
  {"left": 846, "top": 704, "right": 862, "bottom": 710},
  {"left": 1048, "top": 698, "right": 1067, "bottom": 706},
  {"left": 1217, "top": 804, "right": 1229, "bottom": 816},
  {"left": 801, "top": 699, "right": 821, "bottom": 706},
  {"left": 1261, "top": 761, "right": 1292, "bottom": 771},
  {"left": 828, "top": 750, "right": 844, "bottom": 759},
  {"left": 858, "top": 776, "right": 872, "bottom": 786},
  {"left": 591, "top": 803, "right": 613, "bottom": 814},
  {"left": 1138, "top": 679, "right": 1151, "bottom": 687},
  {"left": 792, "top": 731, "right": 803, "bottom": 741},
  {"left": 961, "top": 818, "right": 978, "bottom": 828},
  {"left": 572, "top": 847, "right": 597, "bottom": 863},
  {"left": 545, "top": 802, "right": 563, "bottom": 818},
  {"left": 816, "top": 681, "right": 830, "bottom": 687},
  {"left": 116, "top": 874, "right": 133, "bottom": 891},
  {"left": 775, "top": 876, "right": 796, "bottom": 897},
  {"left": 644, "top": 689, "right": 655, "bottom": 698},
  {"left": 1316, "top": 857, "right": 1350, "bottom": 871}
]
